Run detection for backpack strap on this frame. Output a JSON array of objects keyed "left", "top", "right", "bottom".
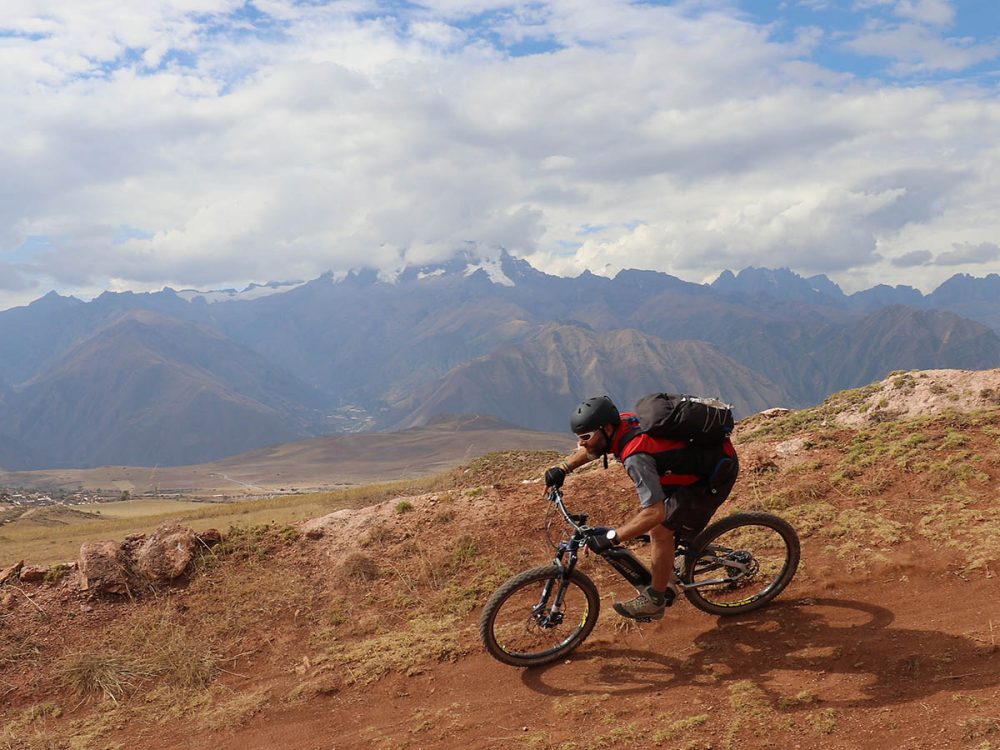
[{"left": 610, "top": 414, "right": 643, "bottom": 459}]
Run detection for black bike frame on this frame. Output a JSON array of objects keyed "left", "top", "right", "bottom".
[{"left": 546, "top": 487, "right": 745, "bottom": 593}]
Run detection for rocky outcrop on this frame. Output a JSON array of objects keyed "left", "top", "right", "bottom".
[
  {"left": 73, "top": 524, "right": 221, "bottom": 597},
  {"left": 78, "top": 541, "right": 130, "bottom": 595},
  {"left": 135, "top": 525, "right": 198, "bottom": 581}
]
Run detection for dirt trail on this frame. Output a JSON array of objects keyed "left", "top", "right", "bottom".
[
  {"left": 159, "top": 549, "right": 1000, "bottom": 750},
  {"left": 144, "top": 460, "right": 1000, "bottom": 749}
]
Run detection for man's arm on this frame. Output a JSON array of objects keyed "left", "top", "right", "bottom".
[
  {"left": 614, "top": 504, "right": 667, "bottom": 542},
  {"left": 615, "top": 453, "right": 667, "bottom": 541},
  {"left": 561, "top": 446, "right": 594, "bottom": 473},
  {"left": 544, "top": 446, "right": 596, "bottom": 489}
]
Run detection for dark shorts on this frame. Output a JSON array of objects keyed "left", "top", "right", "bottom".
[{"left": 662, "top": 456, "right": 739, "bottom": 540}]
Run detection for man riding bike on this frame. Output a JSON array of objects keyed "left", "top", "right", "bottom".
[{"left": 544, "top": 395, "right": 739, "bottom": 621}]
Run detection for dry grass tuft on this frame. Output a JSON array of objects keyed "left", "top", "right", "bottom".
[
  {"left": 59, "top": 609, "right": 217, "bottom": 703},
  {"left": 0, "top": 703, "right": 62, "bottom": 750},
  {"left": 341, "top": 551, "right": 380, "bottom": 582},
  {"left": 328, "top": 615, "right": 469, "bottom": 684},
  {"left": 722, "top": 679, "right": 794, "bottom": 748},
  {"left": 60, "top": 651, "right": 159, "bottom": 703},
  {"left": 651, "top": 713, "right": 709, "bottom": 743},
  {"left": 195, "top": 687, "right": 272, "bottom": 731}
]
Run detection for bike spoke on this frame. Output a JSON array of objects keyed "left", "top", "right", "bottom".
[
  {"left": 685, "top": 521, "right": 793, "bottom": 609},
  {"left": 488, "top": 574, "right": 595, "bottom": 662}
]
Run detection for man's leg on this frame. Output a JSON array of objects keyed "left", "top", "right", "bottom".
[
  {"left": 649, "top": 523, "right": 675, "bottom": 592},
  {"left": 613, "top": 524, "right": 678, "bottom": 620}
]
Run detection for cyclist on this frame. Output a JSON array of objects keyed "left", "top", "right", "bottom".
[{"left": 544, "top": 395, "right": 739, "bottom": 621}]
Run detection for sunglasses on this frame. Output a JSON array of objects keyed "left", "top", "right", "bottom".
[{"left": 576, "top": 430, "right": 601, "bottom": 441}]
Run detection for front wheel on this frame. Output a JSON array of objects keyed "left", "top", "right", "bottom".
[
  {"left": 480, "top": 565, "right": 601, "bottom": 667},
  {"left": 681, "top": 512, "right": 800, "bottom": 617}
]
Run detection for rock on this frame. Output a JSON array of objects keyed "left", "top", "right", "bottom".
[
  {"left": 18, "top": 565, "right": 48, "bottom": 584},
  {"left": 78, "top": 541, "right": 130, "bottom": 595},
  {"left": 759, "top": 408, "right": 792, "bottom": 419},
  {"left": 121, "top": 533, "right": 148, "bottom": 556},
  {"left": 775, "top": 437, "right": 810, "bottom": 456},
  {"left": 300, "top": 508, "right": 354, "bottom": 539},
  {"left": 1, "top": 561, "right": 24, "bottom": 586},
  {"left": 134, "top": 525, "right": 197, "bottom": 582}
]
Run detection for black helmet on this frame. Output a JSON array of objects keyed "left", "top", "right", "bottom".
[{"left": 570, "top": 395, "right": 620, "bottom": 434}]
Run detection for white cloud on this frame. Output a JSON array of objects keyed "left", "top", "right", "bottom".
[
  {"left": 892, "top": 0, "right": 955, "bottom": 26},
  {"left": 1, "top": 0, "right": 1000, "bottom": 308},
  {"left": 0, "top": 261, "right": 38, "bottom": 292},
  {"left": 936, "top": 241, "right": 1000, "bottom": 266},
  {"left": 890, "top": 249, "right": 933, "bottom": 267},
  {"left": 845, "top": 24, "right": 999, "bottom": 75}
]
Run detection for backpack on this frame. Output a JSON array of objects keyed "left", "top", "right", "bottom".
[{"left": 633, "top": 393, "right": 734, "bottom": 446}]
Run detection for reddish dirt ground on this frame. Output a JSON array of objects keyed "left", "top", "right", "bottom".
[
  {"left": 145, "top": 455, "right": 1000, "bottom": 749},
  {"left": 5, "top": 393, "right": 1000, "bottom": 750},
  {"left": 160, "top": 575, "right": 1000, "bottom": 750}
]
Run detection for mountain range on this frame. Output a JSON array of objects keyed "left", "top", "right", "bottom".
[{"left": 2, "top": 251, "right": 999, "bottom": 470}]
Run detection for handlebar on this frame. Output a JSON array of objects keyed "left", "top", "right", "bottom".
[
  {"left": 547, "top": 487, "right": 590, "bottom": 533},
  {"left": 546, "top": 487, "right": 651, "bottom": 545}
]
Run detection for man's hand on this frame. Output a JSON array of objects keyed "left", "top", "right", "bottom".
[
  {"left": 587, "top": 527, "right": 619, "bottom": 553},
  {"left": 544, "top": 466, "right": 567, "bottom": 488}
]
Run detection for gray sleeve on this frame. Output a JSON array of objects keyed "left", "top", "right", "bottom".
[{"left": 623, "top": 453, "right": 666, "bottom": 509}]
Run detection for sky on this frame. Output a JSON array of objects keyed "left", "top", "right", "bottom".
[{"left": 1, "top": 0, "right": 999, "bottom": 310}]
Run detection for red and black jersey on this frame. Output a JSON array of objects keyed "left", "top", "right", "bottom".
[{"left": 610, "top": 412, "right": 736, "bottom": 489}]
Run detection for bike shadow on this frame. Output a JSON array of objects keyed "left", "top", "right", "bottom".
[{"left": 520, "top": 597, "right": 1000, "bottom": 709}]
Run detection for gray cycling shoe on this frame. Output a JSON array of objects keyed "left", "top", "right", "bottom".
[{"left": 613, "top": 586, "right": 667, "bottom": 621}]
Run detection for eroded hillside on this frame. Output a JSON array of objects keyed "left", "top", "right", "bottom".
[{"left": 3, "top": 370, "right": 1000, "bottom": 750}]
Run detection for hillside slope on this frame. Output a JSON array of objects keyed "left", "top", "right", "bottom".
[
  {"left": 0, "top": 310, "right": 328, "bottom": 469},
  {"left": 382, "top": 323, "right": 791, "bottom": 430},
  {"left": 3, "top": 369, "right": 1000, "bottom": 749}
]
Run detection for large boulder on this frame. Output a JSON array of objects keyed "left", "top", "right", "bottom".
[
  {"left": 77, "top": 541, "right": 130, "bottom": 595},
  {"left": 134, "top": 525, "right": 198, "bottom": 582}
]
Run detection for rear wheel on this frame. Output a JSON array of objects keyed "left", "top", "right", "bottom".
[
  {"left": 480, "top": 565, "right": 600, "bottom": 667},
  {"left": 681, "top": 512, "right": 799, "bottom": 616}
]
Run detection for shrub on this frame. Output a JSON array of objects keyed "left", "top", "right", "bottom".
[{"left": 341, "top": 552, "right": 379, "bottom": 582}]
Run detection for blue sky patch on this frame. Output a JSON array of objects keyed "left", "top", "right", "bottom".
[{"left": 112, "top": 226, "right": 154, "bottom": 246}]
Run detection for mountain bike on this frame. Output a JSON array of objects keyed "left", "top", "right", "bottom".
[{"left": 479, "top": 487, "right": 800, "bottom": 667}]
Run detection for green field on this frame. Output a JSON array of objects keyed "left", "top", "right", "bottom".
[
  {"left": 75, "top": 498, "right": 211, "bottom": 518},
  {"left": 0, "top": 475, "right": 454, "bottom": 567}
]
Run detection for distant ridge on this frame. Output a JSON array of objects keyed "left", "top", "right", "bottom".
[
  {"left": 0, "top": 414, "right": 573, "bottom": 494},
  {"left": 0, "top": 310, "right": 326, "bottom": 469},
  {"left": 2, "top": 251, "right": 1000, "bottom": 470},
  {"left": 381, "top": 323, "right": 789, "bottom": 430}
]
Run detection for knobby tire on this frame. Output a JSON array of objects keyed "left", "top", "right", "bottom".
[
  {"left": 480, "top": 565, "right": 601, "bottom": 667},
  {"left": 681, "top": 512, "right": 800, "bottom": 617}
]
